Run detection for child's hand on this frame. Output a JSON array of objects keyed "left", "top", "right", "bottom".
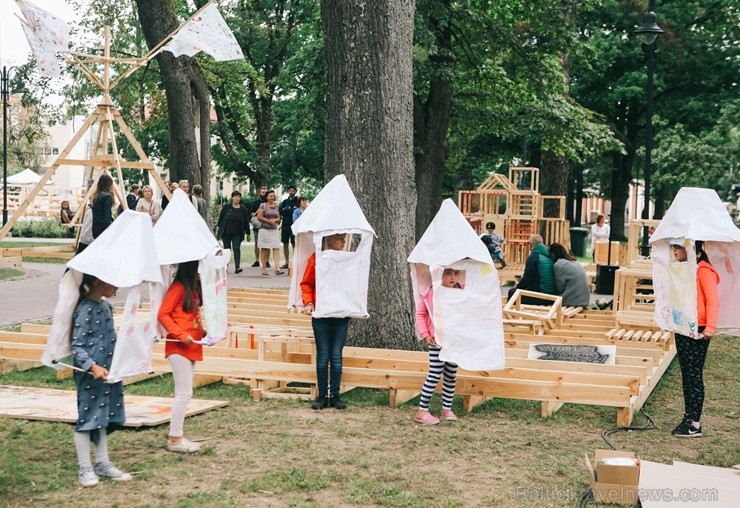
[
  {"left": 302, "top": 303, "right": 314, "bottom": 315},
  {"left": 90, "top": 364, "right": 108, "bottom": 381},
  {"left": 184, "top": 336, "right": 194, "bottom": 345},
  {"left": 424, "top": 336, "right": 437, "bottom": 347}
]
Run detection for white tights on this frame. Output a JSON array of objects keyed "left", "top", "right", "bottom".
[
  {"left": 74, "top": 428, "right": 108, "bottom": 469},
  {"left": 168, "top": 353, "right": 195, "bottom": 438}
]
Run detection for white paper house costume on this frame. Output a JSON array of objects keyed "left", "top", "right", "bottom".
[
  {"left": 288, "top": 174, "right": 375, "bottom": 318},
  {"left": 407, "top": 199, "right": 505, "bottom": 371},
  {"left": 42, "top": 211, "right": 165, "bottom": 383},
  {"left": 650, "top": 187, "right": 740, "bottom": 338},
  {"left": 153, "top": 189, "right": 228, "bottom": 342}
]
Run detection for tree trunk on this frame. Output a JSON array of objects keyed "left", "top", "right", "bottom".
[
  {"left": 414, "top": 0, "right": 454, "bottom": 241},
  {"left": 540, "top": 150, "right": 569, "bottom": 218},
  {"left": 321, "top": 0, "right": 417, "bottom": 349},
  {"left": 134, "top": 0, "right": 211, "bottom": 206}
]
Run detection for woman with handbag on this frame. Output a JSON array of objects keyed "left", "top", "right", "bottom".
[
  {"left": 257, "top": 190, "right": 283, "bottom": 276},
  {"left": 216, "top": 190, "right": 250, "bottom": 274}
]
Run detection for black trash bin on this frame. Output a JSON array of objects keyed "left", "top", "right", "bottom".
[
  {"left": 570, "top": 227, "right": 589, "bottom": 258},
  {"left": 595, "top": 264, "right": 619, "bottom": 295}
]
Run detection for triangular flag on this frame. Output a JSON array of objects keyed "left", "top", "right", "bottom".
[
  {"left": 17, "top": 15, "right": 62, "bottom": 78},
  {"left": 159, "top": 3, "right": 243, "bottom": 62},
  {"left": 16, "top": 0, "right": 70, "bottom": 52}
]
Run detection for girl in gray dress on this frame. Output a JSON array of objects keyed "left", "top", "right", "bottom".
[{"left": 71, "top": 274, "right": 132, "bottom": 487}]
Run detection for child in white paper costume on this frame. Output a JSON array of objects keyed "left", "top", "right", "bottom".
[
  {"left": 288, "top": 175, "right": 376, "bottom": 411},
  {"left": 408, "top": 199, "right": 506, "bottom": 424},
  {"left": 300, "top": 233, "right": 351, "bottom": 410},
  {"left": 668, "top": 241, "right": 719, "bottom": 438},
  {"left": 71, "top": 273, "right": 133, "bottom": 487},
  {"left": 414, "top": 268, "right": 464, "bottom": 425},
  {"left": 158, "top": 260, "right": 205, "bottom": 452},
  {"left": 650, "top": 187, "right": 740, "bottom": 437}
]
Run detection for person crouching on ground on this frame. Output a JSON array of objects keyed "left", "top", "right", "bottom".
[
  {"left": 301, "top": 233, "right": 350, "bottom": 410},
  {"left": 414, "top": 267, "right": 463, "bottom": 425}
]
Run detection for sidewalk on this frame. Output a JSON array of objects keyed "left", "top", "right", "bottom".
[{"left": 0, "top": 258, "right": 292, "bottom": 329}]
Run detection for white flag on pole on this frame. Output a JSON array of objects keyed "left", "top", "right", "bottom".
[
  {"left": 16, "top": 0, "right": 70, "bottom": 52},
  {"left": 17, "top": 16, "right": 62, "bottom": 78},
  {"left": 160, "top": 3, "right": 243, "bottom": 62}
]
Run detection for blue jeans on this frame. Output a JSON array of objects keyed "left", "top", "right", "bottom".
[
  {"left": 312, "top": 317, "right": 349, "bottom": 397},
  {"left": 222, "top": 234, "right": 242, "bottom": 268}
]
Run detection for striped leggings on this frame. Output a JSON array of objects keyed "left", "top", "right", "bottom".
[{"left": 419, "top": 346, "right": 458, "bottom": 411}]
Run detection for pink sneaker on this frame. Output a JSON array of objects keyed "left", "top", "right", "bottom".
[
  {"left": 414, "top": 411, "right": 440, "bottom": 425},
  {"left": 441, "top": 409, "right": 458, "bottom": 421}
]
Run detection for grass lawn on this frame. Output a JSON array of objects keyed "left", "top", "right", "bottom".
[
  {"left": 0, "top": 268, "right": 24, "bottom": 281},
  {"left": 0, "top": 335, "right": 737, "bottom": 507}
]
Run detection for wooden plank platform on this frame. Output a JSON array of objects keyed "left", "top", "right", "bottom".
[{"left": 0, "top": 287, "right": 675, "bottom": 426}]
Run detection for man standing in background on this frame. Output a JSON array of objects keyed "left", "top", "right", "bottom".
[
  {"left": 279, "top": 186, "right": 300, "bottom": 269},
  {"left": 250, "top": 186, "right": 269, "bottom": 267}
]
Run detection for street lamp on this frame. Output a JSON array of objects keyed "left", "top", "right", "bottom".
[
  {"left": 635, "top": 1, "right": 663, "bottom": 257},
  {"left": 2, "top": 65, "right": 18, "bottom": 226}
]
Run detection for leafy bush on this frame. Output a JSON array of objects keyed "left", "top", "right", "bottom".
[{"left": 10, "top": 219, "right": 72, "bottom": 238}]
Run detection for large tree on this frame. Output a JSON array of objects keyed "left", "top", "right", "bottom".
[
  {"left": 133, "top": 0, "right": 211, "bottom": 199},
  {"left": 321, "top": 0, "right": 417, "bottom": 348}
]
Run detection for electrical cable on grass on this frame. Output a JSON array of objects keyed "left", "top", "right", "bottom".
[
  {"left": 579, "top": 405, "right": 657, "bottom": 506},
  {"left": 602, "top": 406, "right": 656, "bottom": 450}
]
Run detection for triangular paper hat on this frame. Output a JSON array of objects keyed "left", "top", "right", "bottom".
[
  {"left": 407, "top": 199, "right": 493, "bottom": 266},
  {"left": 291, "top": 174, "right": 375, "bottom": 235},
  {"left": 288, "top": 174, "right": 374, "bottom": 316},
  {"left": 43, "top": 211, "right": 165, "bottom": 378},
  {"left": 153, "top": 188, "right": 221, "bottom": 264},
  {"left": 650, "top": 187, "right": 740, "bottom": 243},
  {"left": 68, "top": 210, "right": 165, "bottom": 287}
]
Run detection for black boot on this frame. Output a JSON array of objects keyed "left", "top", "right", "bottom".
[
  {"left": 311, "top": 396, "right": 329, "bottom": 410},
  {"left": 330, "top": 395, "right": 346, "bottom": 410},
  {"left": 500, "top": 260, "right": 507, "bottom": 269}
]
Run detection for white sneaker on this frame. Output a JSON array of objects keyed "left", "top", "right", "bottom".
[
  {"left": 78, "top": 466, "right": 99, "bottom": 487},
  {"left": 94, "top": 461, "right": 132, "bottom": 481},
  {"left": 167, "top": 437, "right": 201, "bottom": 453}
]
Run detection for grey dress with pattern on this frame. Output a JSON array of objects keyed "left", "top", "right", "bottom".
[{"left": 71, "top": 298, "right": 125, "bottom": 437}]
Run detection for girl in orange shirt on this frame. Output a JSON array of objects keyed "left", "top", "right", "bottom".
[
  {"left": 670, "top": 241, "right": 720, "bottom": 438},
  {"left": 300, "top": 233, "right": 349, "bottom": 410},
  {"left": 158, "top": 260, "right": 205, "bottom": 452}
]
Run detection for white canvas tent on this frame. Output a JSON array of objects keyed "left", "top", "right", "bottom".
[
  {"left": 408, "top": 199, "right": 505, "bottom": 371},
  {"left": 153, "top": 188, "right": 228, "bottom": 341},
  {"left": 6, "top": 168, "right": 52, "bottom": 185},
  {"left": 650, "top": 187, "right": 740, "bottom": 337},
  {"left": 288, "top": 174, "right": 375, "bottom": 318},
  {"left": 42, "top": 211, "right": 165, "bottom": 383}
]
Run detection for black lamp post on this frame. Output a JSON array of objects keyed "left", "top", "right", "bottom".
[
  {"left": 635, "top": 1, "right": 663, "bottom": 256},
  {"left": 2, "top": 65, "right": 20, "bottom": 227}
]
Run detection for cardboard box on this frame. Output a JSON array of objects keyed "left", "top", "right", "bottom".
[{"left": 585, "top": 449, "right": 640, "bottom": 506}]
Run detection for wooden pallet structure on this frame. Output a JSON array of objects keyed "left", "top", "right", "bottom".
[
  {"left": 0, "top": 285, "right": 676, "bottom": 426},
  {"left": 458, "top": 167, "right": 571, "bottom": 273}
]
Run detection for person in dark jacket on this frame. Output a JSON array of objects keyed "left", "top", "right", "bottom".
[
  {"left": 91, "top": 174, "right": 114, "bottom": 239},
  {"left": 507, "top": 234, "right": 556, "bottom": 305},
  {"left": 216, "top": 190, "right": 251, "bottom": 274}
]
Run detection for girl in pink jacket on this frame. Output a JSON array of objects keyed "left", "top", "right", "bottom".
[
  {"left": 670, "top": 241, "right": 720, "bottom": 438},
  {"left": 414, "top": 268, "right": 463, "bottom": 425}
]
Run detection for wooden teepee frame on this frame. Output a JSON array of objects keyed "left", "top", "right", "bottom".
[{"left": 0, "top": 26, "right": 175, "bottom": 241}]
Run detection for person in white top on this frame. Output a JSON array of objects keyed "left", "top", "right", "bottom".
[
  {"left": 136, "top": 185, "right": 163, "bottom": 224},
  {"left": 590, "top": 213, "right": 610, "bottom": 260}
]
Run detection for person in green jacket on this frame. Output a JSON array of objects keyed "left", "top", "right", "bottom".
[{"left": 507, "top": 234, "right": 556, "bottom": 305}]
